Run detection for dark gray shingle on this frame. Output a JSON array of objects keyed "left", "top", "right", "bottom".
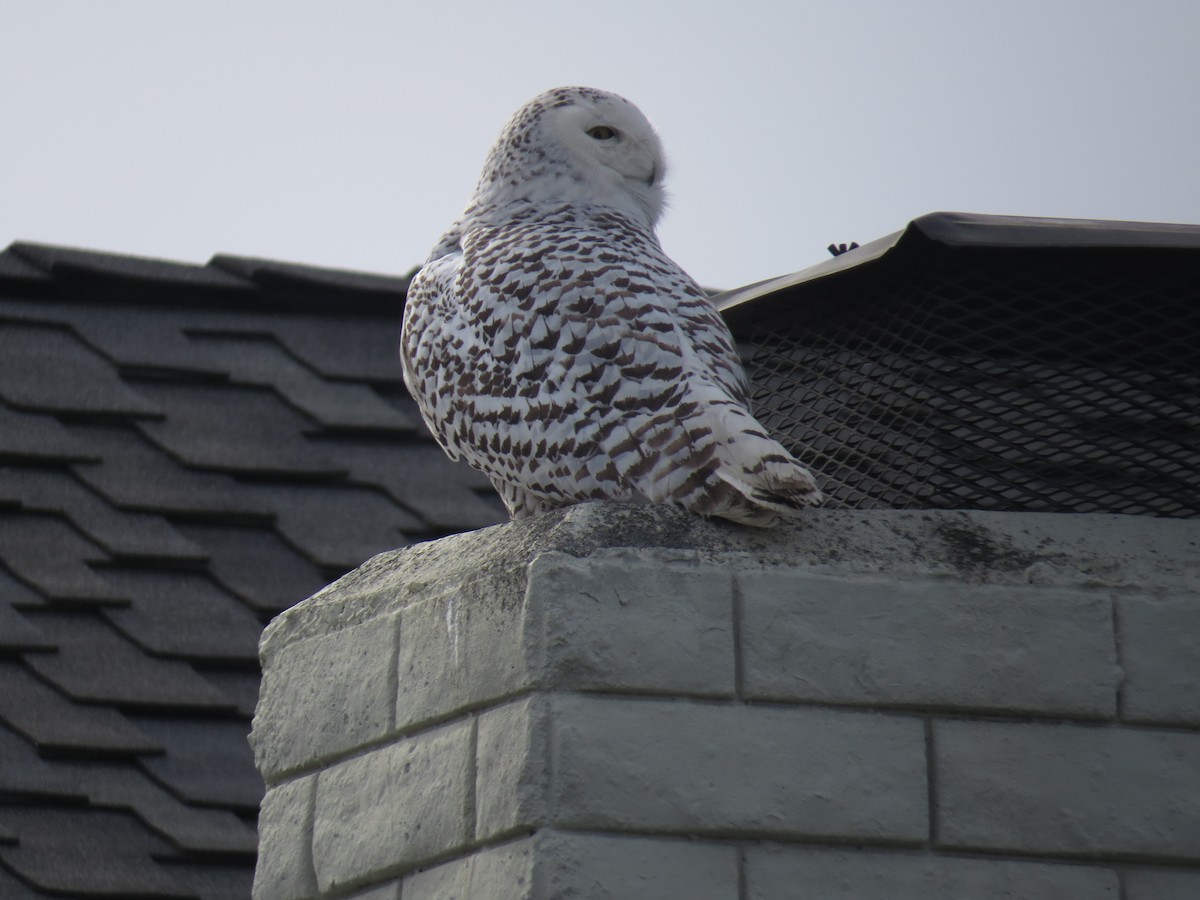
[
  {"left": 0, "top": 321, "right": 161, "bottom": 418},
  {"left": 132, "top": 716, "right": 263, "bottom": 811},
  {"left": 134, "top": 381, "right": 345, "bottom": 477},
  {"left": 0, "top": 663, "right": 162, "bottom": 756},
  {"left": 177, "top": 523, "right": 330, "bottom": 614},
  {"left": 0, "top": 468, "right": 205, "bottom": 562},
  {"left": 0, "top": 807, "right": 191, "bottom": 898},
  {"left": 100, "top": 569, "right": 263, "bottom": 664},
  {"left": 66, "top": 424, "right": 275, "bottom": 522},
  {"left": 0, "top": 513, "right": 125, "bottom": 604},
  {"left": 22, "top": 612, "right": 238, "bottom": 712}
]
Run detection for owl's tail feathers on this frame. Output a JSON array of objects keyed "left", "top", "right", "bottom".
[
  {"left": 756, "top": 452, "right": 824, "bottom": 508},
  {"left": 708, "top": 449, "right": 823, "bottom": 528}
]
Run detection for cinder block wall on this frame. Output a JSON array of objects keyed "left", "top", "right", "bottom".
[{"left": 250, "top": 503, "right": 1200, "bottom": 900}]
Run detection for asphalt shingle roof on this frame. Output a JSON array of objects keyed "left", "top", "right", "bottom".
[{"left": 0, "top": 241, "right": 506, "bottom": 898}]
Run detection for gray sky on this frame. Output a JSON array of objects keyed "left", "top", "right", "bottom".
[{"left": 3, "top": 0, "right": 1198, "bottom": 290}]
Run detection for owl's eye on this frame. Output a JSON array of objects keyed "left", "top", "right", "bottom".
[{"left": 586, "top": 125, "right": 617, "bottom": 140}]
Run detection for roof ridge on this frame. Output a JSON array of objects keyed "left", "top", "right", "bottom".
[
  {"left": 208, "top": 253, "right": 411, "bottom": 295},
  {"left": 0, "top": 241, "right": 412, "bottom": 312}
]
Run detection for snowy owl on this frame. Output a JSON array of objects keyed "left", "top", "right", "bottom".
[{"left": 401, "top": 86, "right": 821, "bottom": 526}]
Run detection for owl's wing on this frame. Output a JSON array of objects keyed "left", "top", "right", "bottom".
[
  {"left": 401, "top": 249, "right": 467, "bottom": 462},
  {"left": 402, "top": 213, "right": 749, "bottom": 506}
]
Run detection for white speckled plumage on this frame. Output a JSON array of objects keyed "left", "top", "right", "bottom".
[{"left": 401, "top": 86, "right": 821, "bottom": 526}]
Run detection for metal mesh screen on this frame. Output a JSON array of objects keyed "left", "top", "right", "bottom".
[{"left": 732, "top": 246, "right": 1200, "bottom": 517}]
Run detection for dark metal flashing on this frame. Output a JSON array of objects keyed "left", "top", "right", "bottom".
[
  {"left": 718, "top": 211, "right": 1200, "bottom": 321},
  {"left": 913, "top": 210, "right": 1200, "bottom": 249}
]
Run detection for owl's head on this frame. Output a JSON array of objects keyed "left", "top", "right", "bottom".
[{"left": 473, "top": 87, "right": 667, "bottom": 229}]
